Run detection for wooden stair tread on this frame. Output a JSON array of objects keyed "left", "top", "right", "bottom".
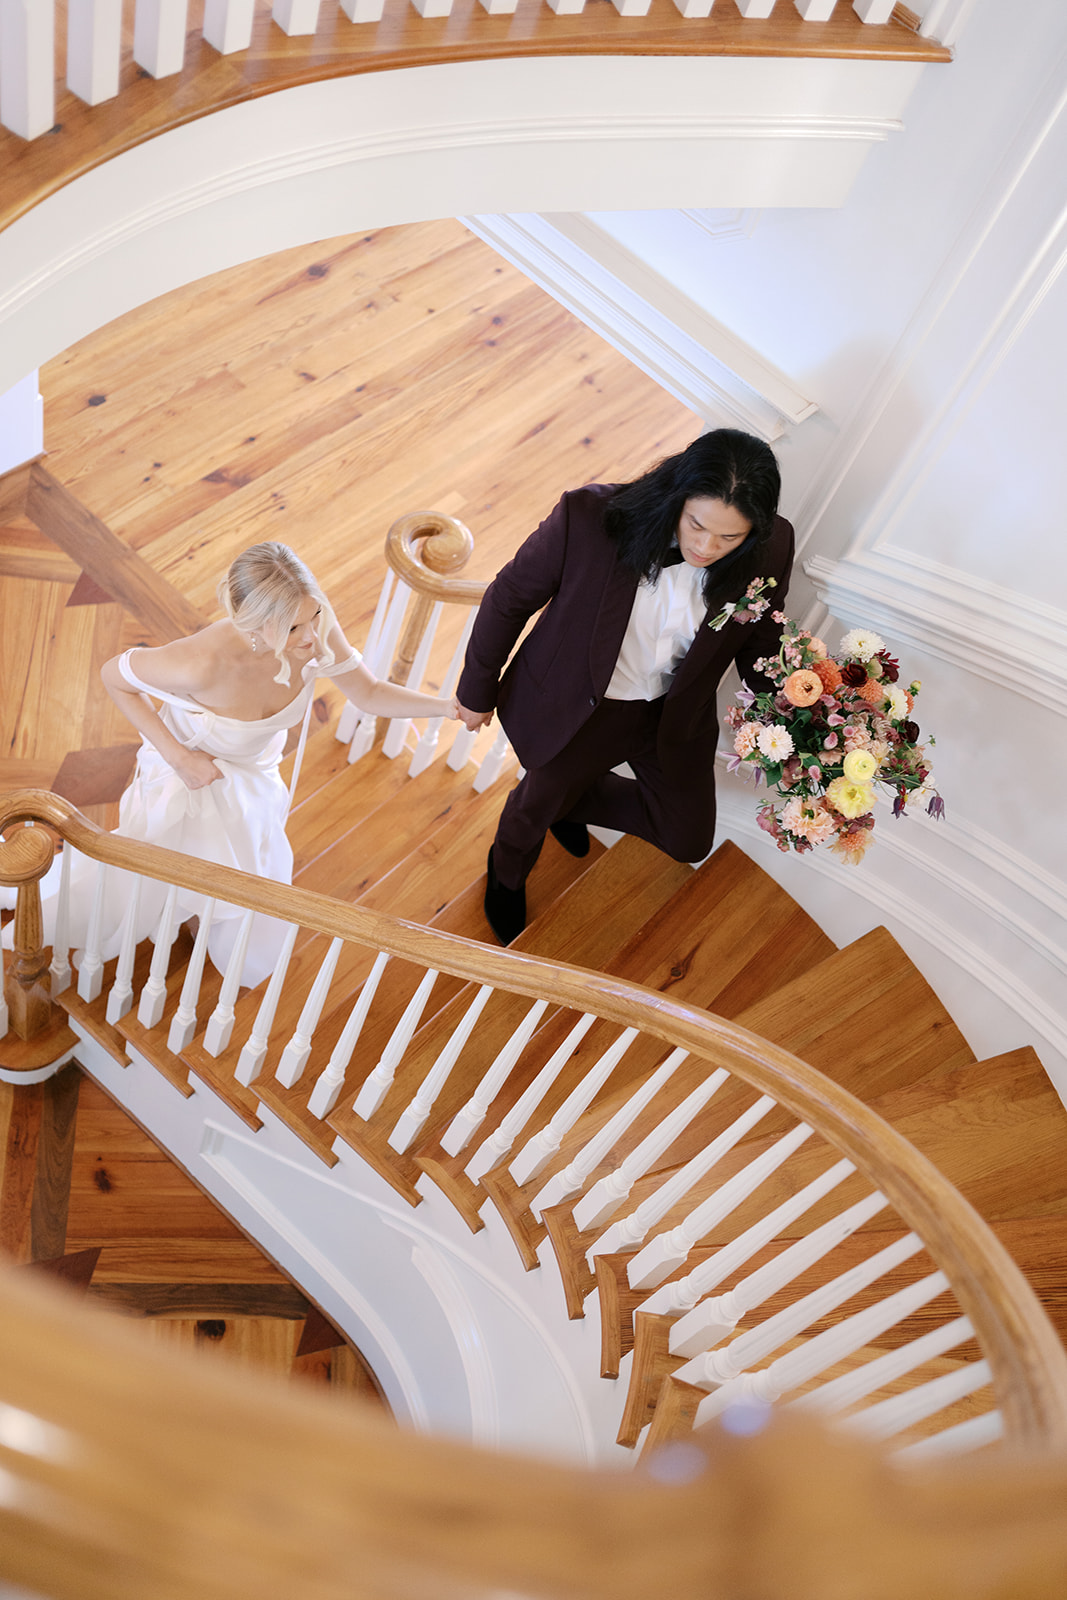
[{"left": 327, "top": 835, "right": 694, "bottom": 1201}]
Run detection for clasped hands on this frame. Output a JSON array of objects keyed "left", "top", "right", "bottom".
[{"left": 456, "top": 702, "right": 494, "bottom": 734}]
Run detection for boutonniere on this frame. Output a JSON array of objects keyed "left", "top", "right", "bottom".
[{"left": 707, "top": 575, "right": 777, "bottom": 632}]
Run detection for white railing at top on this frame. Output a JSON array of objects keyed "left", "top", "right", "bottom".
[
  {"left": 5, "top": 798, "right": 1064, "bottom": 1462},
  {"left": 0, "top": 0, "right": 953, "bottom": 143}
]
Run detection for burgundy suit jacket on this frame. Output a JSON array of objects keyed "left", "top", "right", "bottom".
[{"left": 457, "top": 483, "right": 794, "bottom": 778}]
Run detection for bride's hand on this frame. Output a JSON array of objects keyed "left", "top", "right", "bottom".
[{"left": 175, "top": 750, "right": 223, "bottom": 790}]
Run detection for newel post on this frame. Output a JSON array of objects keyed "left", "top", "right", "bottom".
[
  {"left": 385, "top": 513, "right": 476, "bottom": 686},
  {"left": 0, "top": 822, "right": 58, "bottom": 1040}
]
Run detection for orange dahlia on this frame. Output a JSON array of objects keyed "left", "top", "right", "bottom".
[
  {"left": 812, "top": 658, "right": 842, "bottom": 693},
  {"left": 782, "top": 669, "right": 823, "bottom": 707},
  {"left": 856, "top": 677, "right": 886, "bottom": 706}
]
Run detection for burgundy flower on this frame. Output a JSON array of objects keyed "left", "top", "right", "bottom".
[
  {"left": 841, "top": 662, "right": 868, "bottom": 687},
  {"left": 901, "top": 719, "right": 920, "bottom": 743},
  {"left": 877, "top": 650, "right": 901, "bottom": 683}
]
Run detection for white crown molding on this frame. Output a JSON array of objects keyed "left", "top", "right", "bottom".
[
  {"left": 679, "top": 208, "right": 762, "bottom": 241},
  {"left": 461, "top": 211, "right": 817, "bottom": 441},
  {"left": 804, "top": 547, "right": 1067, "bottom": 714}
]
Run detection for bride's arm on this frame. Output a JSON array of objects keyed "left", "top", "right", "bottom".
[
  {"left": 101, "top": 637, "right": 223, "bottom": 791},
  {"left": 320, "top": 622, "right": 459, "bottom": 721}
]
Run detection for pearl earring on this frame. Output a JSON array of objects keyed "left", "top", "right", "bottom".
[{"left": 250, "top": 633, "right": 257, "bottom": 653}]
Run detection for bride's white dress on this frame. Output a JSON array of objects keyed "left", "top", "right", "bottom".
[{"left": 11, "top": 646, "right": 359, "bottom": 990}]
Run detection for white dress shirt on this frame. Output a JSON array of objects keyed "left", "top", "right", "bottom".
[{"left": 605, "top": 554, "right": 705, "bottom": 702}]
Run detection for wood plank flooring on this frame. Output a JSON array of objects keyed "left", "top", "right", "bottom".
[{"left": 1, "top": 215, "right": 699, "bottom": 826}]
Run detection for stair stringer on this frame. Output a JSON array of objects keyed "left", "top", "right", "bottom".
[{"left": 77, "top": 1020, "right": 631, "bottom": 1467}]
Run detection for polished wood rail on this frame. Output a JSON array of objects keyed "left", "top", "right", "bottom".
[
  {"left": 4, "top": 785, "right": 1067, "bottom": 1450},
  {"left": 1, "top": 1240, "right": 1067, "bottom": 1599},
  {"left": 0, "top": 1, "right": 951, "bottom": 235}
]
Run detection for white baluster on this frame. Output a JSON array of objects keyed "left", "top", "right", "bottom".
[
  {"left": 48, "top": 845, "right": 73, "bottom": 996},
  {"left": 478, "top": 0, "right": 517, "bottom": 13},
  {"left": 626, "top": 1120, "right": 815, "bottom": 1290},
  {"left": 446, "top": 724, "right": 478, "bottom": 773},
  {"left": 275, "top": 936, "right": 343, "bottom": 1087},
  {"left": 383, "top": 600, "right": 443, "bottom": 760},
  {"left": 133, "top": 0, "right": 189, "bottom": 78},
  {"left": 464, "top": 1012, "right": 597, "bottom": 1183},
  {"left": 0, "top": 938, "right": 8, "bottom": 1038},
  {"left": 76, "top": 860, "right": 108, "bottom": 1002},
  {"left": 203, "top": 0, "right": 255, "bottom": 52},
  {"left": 168, "top": 900, "right": 218, "bottom": 1055},
  {"left": 67, "top": 0, "right": 121, "bottom": 105},
  {"left": 341, "top": 0, "right": 386, "bottom": 21},
  {"left": 655, "top": 1158, "right": 862, "bottom": 1336},
  {"left": 845, "top": 1357, "right": 993, "bottom": 1442},
  {"left": 105, "top": 875, "right": 143, "bottom": 1024},
  {"left": 0, "top": 0, "right": 55, "bottom": 140},
  {"left": 672, "top": 0, "right": 714, "bottom": 14},
  {"left": 351, "top": 967, "right": 439, "bottom": 1119},
  {"left": 307, "top": 951, "right": 390, "bottom": 1118},
  {"left": 532, "top": 1047, "right": 690, "bottom": 1216},
  {"left": 272, "top": 0, "right": 322, "bottom": 33},
  {"left": 439, "top": 998, "right": 550, "bottom": 1157},
  {"left": 202, "top": 908, "right": 254, "bottom": 1056},
  {"left": 588, "top": 1093, "right": 779, "bottom": 1261},
  {"left": 793, "top": 0, "right": 838, "bottom": 20},
  {"left": 853, "top": 0, "right": 895, "bottom": 21},
  {"left": 389, "top": 984, "right": 493, "bottom": 1154},
  {"left": 893, "top": 1409, "right": 1003, "bottom": 1461},
  {"left": 791, "top": 1315, "right": 974, "bottom": 1417},
  {"left": 610, "top": 0, "right": 651, "bottom": 15},
  {"left": 136, "top": 884, "right": 179, "bottom": 1029},
  {"left": 472, "top": 726, "right": 512, "bottom": 793},
  {"left": 687, "top": 1232, "right": 926, "bottom": 1407},
  {"left": 665, "top": 1190, "right": 889, "bottom": 1352},
  {"left": 578, "top": 1066, "right": 728, "bottom": 1237},
  {"left": 348, "top": 578, "right": 411, "bottom": 763},
  {"left": 233, "top": 919, "right": 298, "bottom": 1084},
  {"left": 512, "top": 1026, "right": 641, "bottom": 1190},
  {"left": 697, "top": 1269, "right": 953, "bottom": 1410},
  {"left": 409, "top": 609, "right": 475, "bottom": 778},
  {"left": 736, "top": 0, "right": 777, "bottom": 15},
  {"left": 337, "top": 572, "right": 393, "bottom": 745},
  {"left": 410, "top": 0, "right": 452, "bottom": 15},
  {"left": 545, "top": 0, "right": 585, "bottom": 13}
]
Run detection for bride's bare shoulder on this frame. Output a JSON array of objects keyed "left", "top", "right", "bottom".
[{"left": 119, "top": 622, "right": 239, "bottom": 697}]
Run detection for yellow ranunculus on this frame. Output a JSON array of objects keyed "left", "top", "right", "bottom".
[
  {"left": 842, "top": 748, "right": 877, "bottom": 783},
  {"left": 826, "top": 777, "right": 876, "bottom": 819}
]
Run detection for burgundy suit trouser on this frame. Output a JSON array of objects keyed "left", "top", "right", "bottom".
[{"left": 491, "top": 696, "right": 717, "bottom": 889}]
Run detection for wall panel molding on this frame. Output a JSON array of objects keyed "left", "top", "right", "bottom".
[{"left": 805, "top": 547, "right": 1067, "bottom": 713}]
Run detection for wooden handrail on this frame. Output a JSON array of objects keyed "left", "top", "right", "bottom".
[
  {"left": 0, "top": 1261, "right": 1065, "bottom": 1600},
  {"left": 0, "top": 3, "right": 951, "bottom": 237},
  {"left": 383, "top": 510, "right": 483, "bottom": 686},
  {"left": 4, "top": 785, "right": 1067, "bottom": 1449}
]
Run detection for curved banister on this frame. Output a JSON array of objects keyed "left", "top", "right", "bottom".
[
  {"left": 384, "top": 510, "right": 484, "bottom": 605},
  {"left": 4, "top": 785, "right": 1067, "bottom": 1449},
  {"left": 0, "top": 5, "right": 951, "bottom": 234},
  {"left": 0, "top": 1263, "right": 1064, "bottom": 1600}
]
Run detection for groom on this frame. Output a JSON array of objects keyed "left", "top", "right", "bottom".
[{"left": 456, "top": 431, "right": 793, "bottom": 944}]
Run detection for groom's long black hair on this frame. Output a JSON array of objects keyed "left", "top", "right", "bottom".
[{"left": 604, "top": 429, "right": 781, "bottom": 607}]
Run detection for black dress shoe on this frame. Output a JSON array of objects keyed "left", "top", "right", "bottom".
[
  {"left": 549, "top": 820, "right": 590, "bottom": 858},
  {"left": 484, "top": 846, "right": 526, "bottom": 946}
]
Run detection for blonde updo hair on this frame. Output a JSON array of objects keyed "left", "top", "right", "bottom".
[{"left": 217, "top": 542, "right": 336, "bottom": 686}]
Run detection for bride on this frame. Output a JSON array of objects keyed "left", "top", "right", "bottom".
[{"left": 16, "top": 542, "right": 459, "bottom": 989}]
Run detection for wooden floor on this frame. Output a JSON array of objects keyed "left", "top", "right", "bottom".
[
  {"left": 0, "top": 215, "right": 699, "bottom": 1389},
  {"left": 1, "top": 215, "right": 699, "bottom": 827}
]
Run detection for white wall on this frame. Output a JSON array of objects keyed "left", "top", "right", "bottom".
[{"left": 567, "top": 0, "right": 1067, "bottom": 1096}]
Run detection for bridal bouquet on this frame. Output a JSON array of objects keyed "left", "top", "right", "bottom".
[{"left": 725, "top": 616, "right": 944, "bottom": 864}]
